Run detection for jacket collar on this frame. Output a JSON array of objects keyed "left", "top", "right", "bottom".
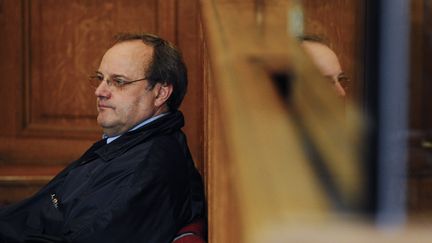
[{"left": 79, "top": 111, "right": 184, "bottom": 164}]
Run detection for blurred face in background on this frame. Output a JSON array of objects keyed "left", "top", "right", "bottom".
[{"left": 301, "top": 41, "right": 347, "bottom": 97}]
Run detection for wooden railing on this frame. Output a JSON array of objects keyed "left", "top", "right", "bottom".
[
  {"left": 0, "top": 165, "right": 63, "bottom": 204},
  {"left": 200, "top": 0, "right": 431, "bottom": 242}
]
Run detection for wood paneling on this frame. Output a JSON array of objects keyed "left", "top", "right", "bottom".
[
  {"left": 408, "top": 0, "right": 432, "bottom": 213},
  {"left": 24, "top": 0, "right": 158, "bottom": 138},
  {"left": 177, "top": 0, "right": 205, "bottom": 172}
]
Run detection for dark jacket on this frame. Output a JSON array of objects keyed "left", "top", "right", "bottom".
[{"left": 0, "top": 111, "right": 205, "bottom": 243}]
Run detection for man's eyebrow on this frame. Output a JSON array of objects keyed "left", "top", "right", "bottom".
[
  {"left": 95, "top": 71, "right": 130, "bottom": 79},
  {"left": 337, "top": 72, "right": 348, "bottom": 78},
  {"left": 111, "top": 74, "right": 131, "bottom": 79}
]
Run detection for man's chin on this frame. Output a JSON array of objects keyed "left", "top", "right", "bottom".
[
  {"left": 97, "top": 121, "right": 121, "bottom": 137},
  {"left": 97, "top": 117, "right": 115, "bottom": 131}
]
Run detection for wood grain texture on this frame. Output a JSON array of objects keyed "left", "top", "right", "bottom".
[
  {"left": 157, "top": 0, "right": 176, "bottom": 43},
  {"left": 24, "top": 0, "right": 158, "bottom": 137},
  {"left": 177, "top": 0, "right": 205, "bottom": 172},
  {"left": 407, "top": 0, "right": 432, "bottom": 214}
]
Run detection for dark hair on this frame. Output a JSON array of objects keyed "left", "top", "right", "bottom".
[
  {"left": 297, "top": 34, "right": 330, "bottom": 47},
  {"left": 112, "top": 33, "right": 188, "bottom": 111}
]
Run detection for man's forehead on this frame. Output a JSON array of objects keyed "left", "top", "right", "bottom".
[
  {"left": 99, "top": 40, "right": 153, "bottom": 75},
  {"left": 302, "top": 42, "right": 336, "bottom": 60},
  {"left": 301, "top": 41, "right": 342, "bottom": 76}
]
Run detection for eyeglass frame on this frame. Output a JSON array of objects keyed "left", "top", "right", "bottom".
[
  {"left": 89, "top": 72, "right": 150, "bottom": 89},
  {"left": 335, "top": 72, "right": 350, "bottom": 90},
  {"left": 325, "top": 72, "right": 350, "bottom": 90}
]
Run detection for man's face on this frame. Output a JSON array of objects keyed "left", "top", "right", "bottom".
[
  {"left": 94, "top": 41, "right": 165, "bottom": 137},
  {"left": 301, "top": 41, "right": 347, "bottom": 97}
]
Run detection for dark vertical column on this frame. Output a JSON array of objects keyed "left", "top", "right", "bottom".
[
  {"left": 363, "top": 0, "right": 380, "bottom": 217},
  {"left": 363, "top": 0, "right": 410, "bottom": 225},
  {"left": 376, "top": 0, "right": 410, "bottom": 226}
]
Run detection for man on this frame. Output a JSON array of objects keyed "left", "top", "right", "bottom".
[
  {"left": 0, "top": 33, "right": 205, "bottom": 243},
  {"left": 300, "top": 36, "right": 348, "bottom": 97}
]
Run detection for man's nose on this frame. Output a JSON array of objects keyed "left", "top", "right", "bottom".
[{"left": 94, "top": 79, "right": 111, "bottom": 99}]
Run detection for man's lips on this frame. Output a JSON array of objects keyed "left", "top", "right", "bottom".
[{"left": 97, "top": 103, "right": 114, "bottom": 110}]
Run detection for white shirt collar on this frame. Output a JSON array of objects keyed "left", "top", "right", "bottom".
[{"left": 103, "top": 113, "right": 169, "bottom": 144}]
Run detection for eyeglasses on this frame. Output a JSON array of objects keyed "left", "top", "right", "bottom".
[
  {"left": 326, "top": 72, "right": 350, "bottom": 90},
  {"left": 89, "top": 73, "right": 148, "bottom": 88},
  {"left": 336, "top": 72, "right": 350, "bottom": 90}
]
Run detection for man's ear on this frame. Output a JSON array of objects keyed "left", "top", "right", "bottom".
[{"left": 154, "top": 83, "right": 173, "bottom": 107}]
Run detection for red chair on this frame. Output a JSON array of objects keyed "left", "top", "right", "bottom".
[{"left": 172, "top": 218, "right": 206, "bottom": 243}]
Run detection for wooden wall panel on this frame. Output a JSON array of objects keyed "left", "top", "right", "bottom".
[
  {"left": 302, "top": 0, "right": 363, "bottom": 102},
  {"left": 0, "top": 0, "right": 23, "bottom": 137},
  {"left": 407, "top": 0, "right": 432, "bottom": 214},
  {"left": 25, "top": 0, "right": 158, "bottom": 137},
  {"left": 157, "top": 0, "right": 176, "bottom": 43},
  {"left": 177, "top": 0, "right": 205, "bottom": 172}
]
